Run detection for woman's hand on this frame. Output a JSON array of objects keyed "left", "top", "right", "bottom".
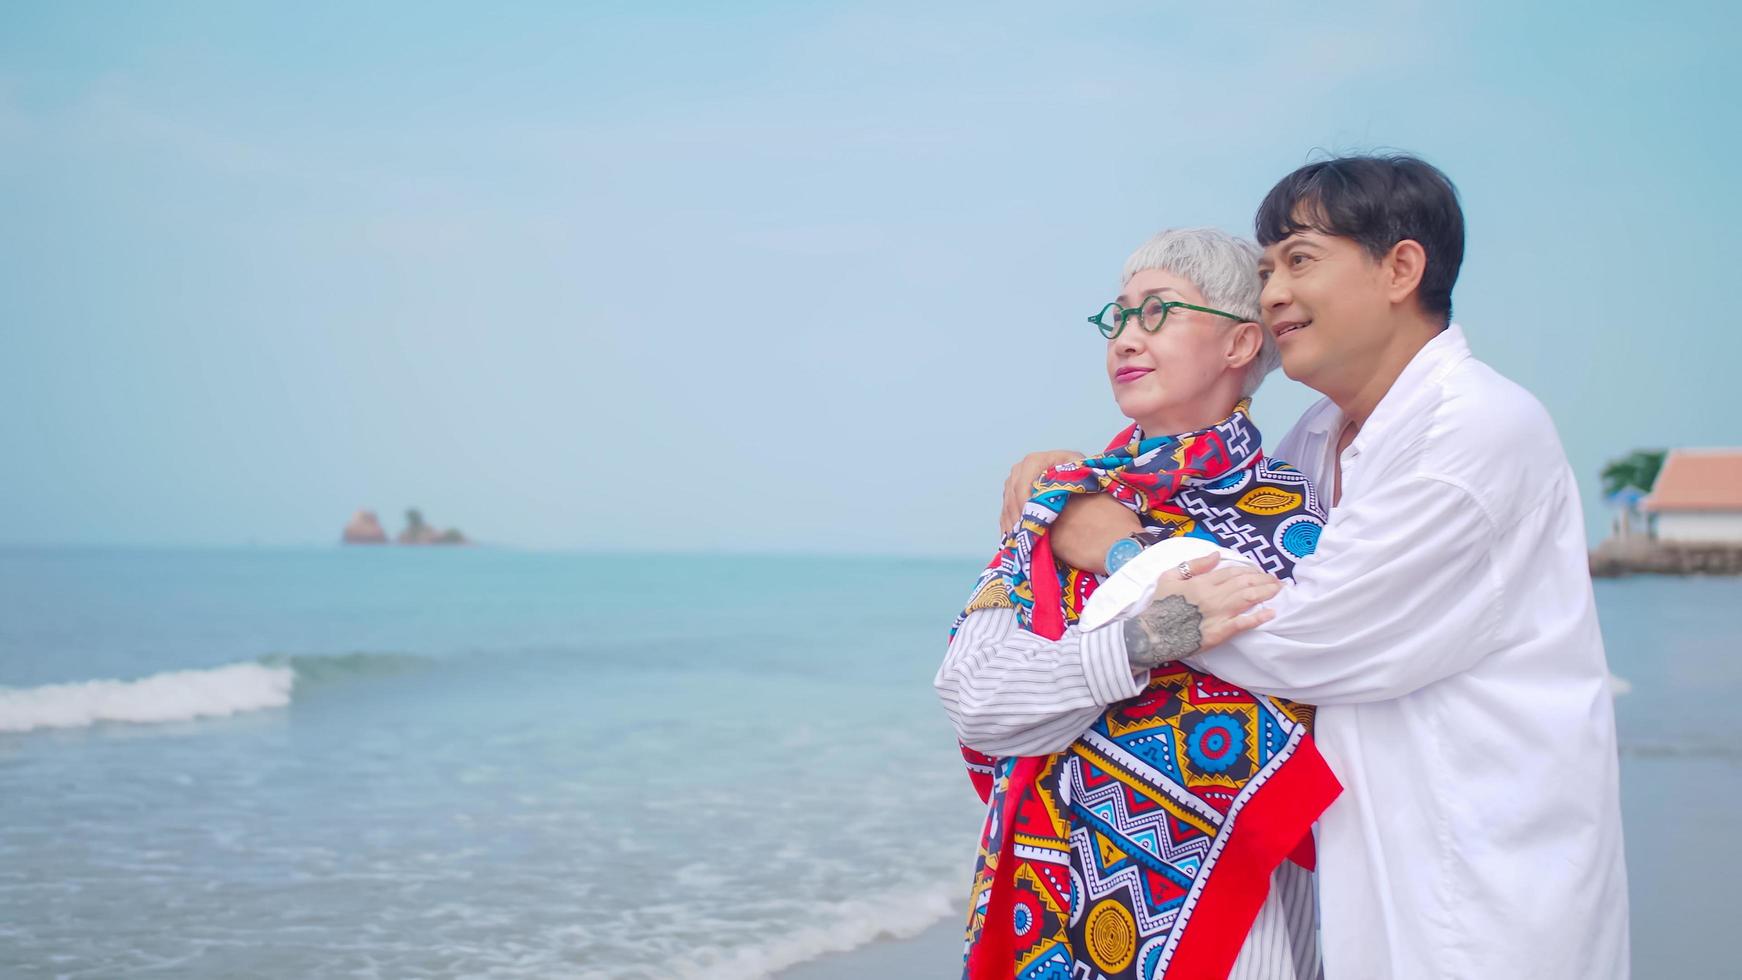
[
  {"left": 1121, "top": 554, "right": 1282, "bottom": 668},
  {"left": 1000, "top": 449, "right": 1083, "bottom": 534}
]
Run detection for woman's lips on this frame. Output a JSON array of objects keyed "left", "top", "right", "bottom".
[{"left": 1114, "top": 367, "right": 1153, "bottom": 383}]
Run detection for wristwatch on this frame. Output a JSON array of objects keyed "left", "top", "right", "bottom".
[{"left": 1104, "top": 528, "right": 1170, "bottom": 576}]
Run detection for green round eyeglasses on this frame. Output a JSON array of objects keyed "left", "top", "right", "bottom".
[{"left": 1089, "top": 296, "right": 1246, "bottom": 339}]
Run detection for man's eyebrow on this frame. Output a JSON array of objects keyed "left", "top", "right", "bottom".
[{"left": 1261, "top": 234, "right": 1314, "bottom": 265}]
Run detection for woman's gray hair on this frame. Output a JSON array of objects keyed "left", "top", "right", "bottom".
[{"left": 1120, "top": 227, "right": 1280, "bottom": 397}]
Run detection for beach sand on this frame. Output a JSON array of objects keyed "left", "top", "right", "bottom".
[{"left": 774, "top": 919, "right": 963, "bottom": 980}]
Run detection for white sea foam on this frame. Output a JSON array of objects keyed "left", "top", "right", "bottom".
[
  {"left": 0, "top": 662, "right": 295, "bottom": 733},
  {"left": 669, "top": 882, "right": 961, "bottom": 980}
]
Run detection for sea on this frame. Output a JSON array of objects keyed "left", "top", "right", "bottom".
[{"left": 0, "top": 547, "right": 1734, "bottom": 979}]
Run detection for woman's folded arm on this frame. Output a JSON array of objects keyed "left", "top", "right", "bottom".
[{"left": 935, "top": 607, "right": 1148, "bottom": 756}]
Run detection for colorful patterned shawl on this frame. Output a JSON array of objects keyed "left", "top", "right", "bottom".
[{"left": 952, "top": 403, "right": 1342, "bottom": 980}]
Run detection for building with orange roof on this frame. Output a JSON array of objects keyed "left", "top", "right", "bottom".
[{"left": 1642, "top": 449, "right": 1742, "bottom": 543}]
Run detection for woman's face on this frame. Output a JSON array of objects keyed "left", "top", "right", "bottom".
[{"left": 1106, "top": 268, "right": 1253, "bottom": 434}]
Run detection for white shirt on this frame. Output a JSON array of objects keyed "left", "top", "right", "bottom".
[{"left": 1187, "top": 326, "right": 1630, "bottom": 979}]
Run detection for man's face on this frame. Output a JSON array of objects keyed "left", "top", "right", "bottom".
[{"left": 1257, "top": 228, "right": 1393, "bottom": 393}]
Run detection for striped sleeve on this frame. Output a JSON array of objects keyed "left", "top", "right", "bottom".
[{"left": 933, "top": 607, "right": 1148, "bottom": 756}]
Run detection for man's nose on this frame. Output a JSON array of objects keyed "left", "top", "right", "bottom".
[{"left": 1259, "top": 273, "right": 1290, "bottom": 314}]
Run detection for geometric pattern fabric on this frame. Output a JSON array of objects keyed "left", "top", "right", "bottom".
[{"left": 953, "top": 406, "right": 1336, "bottom": 979}]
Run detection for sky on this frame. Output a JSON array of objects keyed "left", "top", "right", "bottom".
[{"left": 2, "top": 0, "right": 1738, "bottom": 555}]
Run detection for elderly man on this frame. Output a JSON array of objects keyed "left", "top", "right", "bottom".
[{"left": 938, "top": 227, "right": 1339, "bottom": 980}]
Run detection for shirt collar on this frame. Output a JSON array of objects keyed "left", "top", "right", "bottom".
[{"left": 1346, "top": 323, "right": 1471, "bottom": 453}]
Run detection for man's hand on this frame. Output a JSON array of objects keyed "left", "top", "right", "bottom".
[
  {"left": 1000, "top": 450, "right": 1083, "bottom": 534},
  {"left": 1121, "top": 554, "right": 1282, "bottom": 668}
]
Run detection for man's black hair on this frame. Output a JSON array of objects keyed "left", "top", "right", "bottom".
[{"left": 1255, "top": 154, "right": 1465, "bottom": 325}]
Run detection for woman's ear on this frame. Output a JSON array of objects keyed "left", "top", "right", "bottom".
[{"left": 1226, "top": 320, "right": 1263, "bottom": 372}]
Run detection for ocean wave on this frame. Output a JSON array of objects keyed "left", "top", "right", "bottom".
[
  {"left": 0, "top": 662, "right": 295, "bottom": 734},
  {"left": 260, "top": 650, "right": 431, "bottom": 684},
  {"left": 0, "top": 652, "right": 431, "bottom": 734},
  {"left": 668, "top": 882, "right": 961, "bottom": 980}
]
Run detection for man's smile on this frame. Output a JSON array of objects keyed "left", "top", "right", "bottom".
[{"left": 1272, "top": 319, "right": 1311, "bottom": 340}]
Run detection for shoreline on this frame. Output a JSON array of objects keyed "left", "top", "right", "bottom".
[
  {"left": 773, "top": 918, "right": 963, "bottom": 980},
  {"left": 1589, "top": 538, "right": 1742, "bottom": 577}
]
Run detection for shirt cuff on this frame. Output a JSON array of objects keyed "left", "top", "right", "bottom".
[{"left": 1080, "top": 623, "right": 1149, "bottom": 705}]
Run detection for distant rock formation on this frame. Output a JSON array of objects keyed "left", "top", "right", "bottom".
[
  {"left": 341, "top": 507, "right": 469, "bottom": 546},
  {"left": 395, "top": 508, "right": 469, "bottom": 546},
  {"left": 341, "top": 510, "right": 389, "bottom": 545}
]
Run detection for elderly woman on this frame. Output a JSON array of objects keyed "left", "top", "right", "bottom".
[{"left": 936, "top": 228, "right": 1340, "bottom": 980}]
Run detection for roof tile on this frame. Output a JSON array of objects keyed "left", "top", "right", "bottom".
[{"left": 1643, "top": 450, "right": 1742, "bottom": 511}]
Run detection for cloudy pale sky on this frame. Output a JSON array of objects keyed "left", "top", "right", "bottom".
[{"left": 2, "top": 1, "right": 1737, "bottom": 554}]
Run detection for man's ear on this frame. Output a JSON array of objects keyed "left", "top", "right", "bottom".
[
  {"left": 1385, "top": 239, "right": 1428, "bottom": 307},
  {"left": 1226, "top": 320, "right": 1264, "bottom": 372}
]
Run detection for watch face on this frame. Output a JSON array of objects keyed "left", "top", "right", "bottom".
[{"left": 1106, "top": 538, "right": 1142, "bottom": 574}]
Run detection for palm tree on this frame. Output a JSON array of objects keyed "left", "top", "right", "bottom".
[{"left": 1600, "top": 450, "right": 1667, "bottom": 498}]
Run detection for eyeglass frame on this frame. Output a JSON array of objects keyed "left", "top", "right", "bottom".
[{"left": 1089, "top": 297, "right": 1248, "bottom": 340}]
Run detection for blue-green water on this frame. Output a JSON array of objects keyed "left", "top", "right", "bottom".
[{"left": 0, "top": 549, "right": 1734, "bottom": 978}]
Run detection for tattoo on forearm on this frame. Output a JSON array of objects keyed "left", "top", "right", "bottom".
[{"left": 1121, "top": 594, "right": 1205, "bottom": 669}]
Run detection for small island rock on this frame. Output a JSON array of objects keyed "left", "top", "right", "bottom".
[
  {"left": 342, "top": 510, "right": 389, "bottom": 545},
  {"left": 397, "top": 508, "right": 469, "bottom": 546}
]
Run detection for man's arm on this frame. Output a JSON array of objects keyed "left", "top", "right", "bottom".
[
  {"left": 1051, "top": 494, "right": 1143, "bottom": 573},
  {"left": 998, "top": 449, "right": 1142, "bottom": 572},
  {"left": 1184, "top": 473, "right": 1507, "bottom": 705}
]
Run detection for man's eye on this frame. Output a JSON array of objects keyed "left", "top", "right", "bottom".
[{"left": 1290, "top": 253, "right": 1309, "bottom": 267}]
